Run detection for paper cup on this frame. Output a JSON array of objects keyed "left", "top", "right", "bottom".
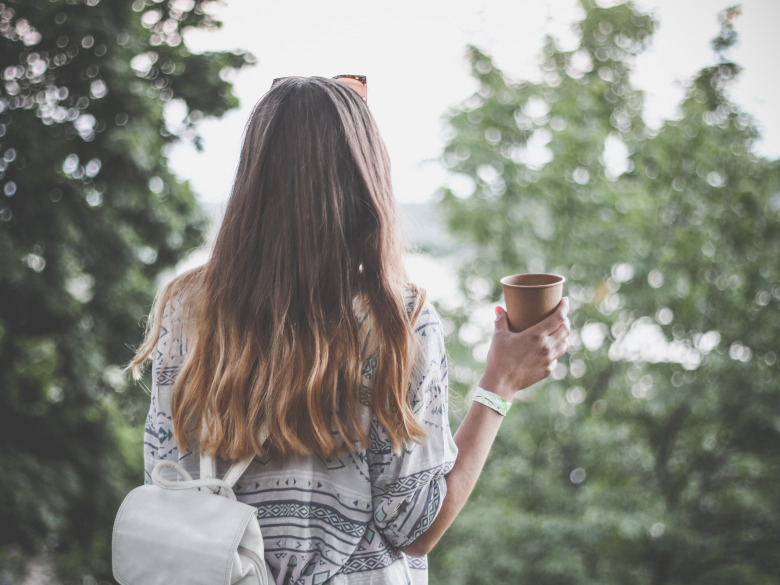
[{"left": 500, "top": 273, "right": 565, "bottom": 332}]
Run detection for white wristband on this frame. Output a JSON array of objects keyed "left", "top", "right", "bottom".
[{"left": 472, "top": 387, "right": 511, "bottom": 416}]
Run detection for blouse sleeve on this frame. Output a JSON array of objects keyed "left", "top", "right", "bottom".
[
  {"left": 368, "top": 301, "right": 458, "bottom": 549},
  {"left": 142, "top": 297, "right": 187, "bottom": 483}
]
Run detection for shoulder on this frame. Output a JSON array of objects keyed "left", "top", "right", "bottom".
[
  {"left": 409, "top": 297, "right": 446, "bottom": 362},
  {"left": 400, "top": 285, "right": 440, "bottom": 331},
  {"left": 415, "top": 300, "right": 443, "bottom": 332},
  {"left": 402, "top": 285, "right": 438, "bottom": 323},
  {"left": 157, "top": 265, "right": 203, "bottom": 328},
  {"left": 163, "top": 290, "right": 187, "bottom": 323},
  {"left": 155, "top": 289, "right": 190, "bottom": 368}
]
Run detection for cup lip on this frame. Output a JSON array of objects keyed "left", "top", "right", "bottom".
[{"left": 500, "top": 273, "right": 566, "bottom": 289}]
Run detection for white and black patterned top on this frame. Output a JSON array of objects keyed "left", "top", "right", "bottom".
[{"left": 144, "top": 293, "right": 458, "bottom": 585}]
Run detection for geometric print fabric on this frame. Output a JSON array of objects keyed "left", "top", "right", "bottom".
[{"left": 143, "top": 293, "right": 458, "bottom": 585}]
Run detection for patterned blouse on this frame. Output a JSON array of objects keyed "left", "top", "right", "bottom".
[{"left": 143, "top": 293, "right": 458, "bottom": 585}]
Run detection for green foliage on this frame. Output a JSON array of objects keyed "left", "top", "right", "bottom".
[
  {"left": 430, "top": 1, "right": 779, "bottom": 583},
  {"left": 0, "top": 0, "right": 252, "bottom": 580}
]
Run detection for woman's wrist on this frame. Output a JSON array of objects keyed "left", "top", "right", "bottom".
[{"left": 477, "top": 374, "right": 515, "bottom": 402}]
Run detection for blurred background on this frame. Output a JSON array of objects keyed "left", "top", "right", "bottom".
[{"left": 1, "top": 0, "right": 778, "bottom": 583}]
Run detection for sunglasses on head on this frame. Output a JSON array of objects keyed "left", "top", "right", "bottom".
[{"left": 271, "top": 75, "right": 368, "bottom": 102}]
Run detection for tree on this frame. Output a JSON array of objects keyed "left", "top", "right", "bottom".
[
  {"left": 429, "top": 2, "right": 779, "bottom": 583},
  {"left": 0, "top": 0, "right": 252, "bottom": 580}
]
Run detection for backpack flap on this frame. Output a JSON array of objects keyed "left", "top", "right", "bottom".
[{"left": 112, "top": 483, "right": 268, "bottom": 585}]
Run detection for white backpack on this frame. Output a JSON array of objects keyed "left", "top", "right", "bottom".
[{"left": 112, "top": 454, "right": 273, "bottom": 585}]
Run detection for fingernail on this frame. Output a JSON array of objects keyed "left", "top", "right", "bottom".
[{"left": 495, "top": 306, "right": 502, "bottom": 315}]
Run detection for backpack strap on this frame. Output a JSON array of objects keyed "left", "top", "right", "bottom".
[
  {"left": 198, "top": 423, "right": 268, "bottom": 494},
  {"left": 152, "top": 460, "right": 239, "bottom": 501},
  {"left": 222, "top": 456, "right": 255, "bottom": 488},
  {"left": 198, "top": 453, "right": 254, "bottom": 495},
  {"left": 200, "top": 451, "right": 217, "bottom": 483}
]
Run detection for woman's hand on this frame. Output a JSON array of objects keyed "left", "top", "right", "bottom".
[{"left": 478, "top": 298, "right": 570, "bottom": 401}]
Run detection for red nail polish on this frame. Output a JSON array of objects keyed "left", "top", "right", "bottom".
[{"left": 495, "top": 306, "right": 501, "bottom": 315}]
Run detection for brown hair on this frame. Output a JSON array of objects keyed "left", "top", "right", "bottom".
[{"left": 131, "top": 77, "right": 426, "bottom": 459}]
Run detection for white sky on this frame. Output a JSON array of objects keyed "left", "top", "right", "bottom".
[{"left": 169, "top": 0, "right": 779, "bottom": 206}]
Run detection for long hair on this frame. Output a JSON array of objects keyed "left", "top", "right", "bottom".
[{"left": 131, "top": 77, "right": 427, "bottom": 460}]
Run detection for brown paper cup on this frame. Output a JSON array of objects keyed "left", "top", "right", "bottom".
[{"left": 500, "top": 273, "right": 565, "bottom": 332}]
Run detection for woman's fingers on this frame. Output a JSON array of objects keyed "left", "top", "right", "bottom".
[
  {"left": 549, "top": 315, "right": 570, "bottom": 361},
  {"left": 549, "top": 315, "right": 571, "bottom": 344},
  {"left": 480, "top": 297, "right": 572, "bottom": 397},
  {"left": 526, "top": 299, "right": 570, "bottom": 376},
  {"left": 527, "top": 297, "right": 569, "bottom": 336},
  {"left": 494, "top": 306, "right": 509, "bottom": 330},
  {"left": 550, "top": 332, "right": 570, "bottom": 360}
]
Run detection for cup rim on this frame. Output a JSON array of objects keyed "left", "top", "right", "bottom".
[{"left": 500, "top": 273, "right": 566, "bottom": 289}]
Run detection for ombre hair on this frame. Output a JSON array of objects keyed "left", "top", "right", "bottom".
[{"left": 131, "top": 77, "right": 427, "bottom": 460}]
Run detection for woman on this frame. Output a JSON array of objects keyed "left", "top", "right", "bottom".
[{"left": 131, "top": 75, "right": 569, "bottom": 585}]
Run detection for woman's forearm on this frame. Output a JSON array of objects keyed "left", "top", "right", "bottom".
[
  {"left": 400, "top": 301, "right": 569, "bottom": 558},
  {"left": 400, "top": 400, "right": 504, "bottom": 557}
]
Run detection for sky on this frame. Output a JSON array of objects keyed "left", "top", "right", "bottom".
[{"left": 168, "top": 0, "right": 779, "bottom": 208}]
